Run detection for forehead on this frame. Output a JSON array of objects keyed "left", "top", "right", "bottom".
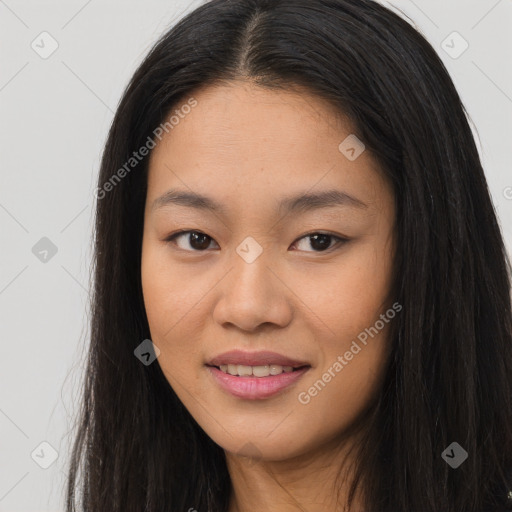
[
  {"left": 146, "top": 81, "right": 386, "bottom": 211},
  {"left": 152, "top": 81, "right": 348, "bottom": 156}
]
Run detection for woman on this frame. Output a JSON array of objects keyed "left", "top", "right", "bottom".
[{"left": 66, "top": 0, "right": 512, "bottom": 510}]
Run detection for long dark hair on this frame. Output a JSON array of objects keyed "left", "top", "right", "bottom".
[{"left": 65, "top": 0, "right": 512, "bottom": 510}]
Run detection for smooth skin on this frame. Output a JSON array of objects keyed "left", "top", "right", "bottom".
[{"left": 141, "top": 80, "right": 396, "bottom": 512}]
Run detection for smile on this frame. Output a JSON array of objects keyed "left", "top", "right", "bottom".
[
  {"left": 217, "top": 363, "right": 298, "bottom": 377},
  {"left": 205, "top": 349, "right": 311, "bottom": 399}
]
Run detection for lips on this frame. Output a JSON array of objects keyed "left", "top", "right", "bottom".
[
  {"left": 207, "top": 350, "right": 309, "bottom": 368},
  {"left": 205, "top": 350, "right": 311, "bottom": 399}
]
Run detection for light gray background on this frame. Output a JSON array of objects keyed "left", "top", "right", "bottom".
[{"left": 0, "top": 1, "right": 511, "bottom": 510}]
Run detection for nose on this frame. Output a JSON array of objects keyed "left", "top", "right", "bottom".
[{"left": 212, "top": 250, "right": 293, "bottom": 332}]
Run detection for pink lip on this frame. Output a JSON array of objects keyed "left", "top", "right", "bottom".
[
  {"left": 207, "top": 366, "right": 310, "bottom": 400},
  {"left": 207, "top": 349, "right": 308, "bottom": 368}
]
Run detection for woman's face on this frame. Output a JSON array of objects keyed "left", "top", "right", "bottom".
[{"left": 141, "top": 81, "right": 396, "bottom": 461}]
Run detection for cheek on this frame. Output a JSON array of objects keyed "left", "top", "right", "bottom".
[
  {"left": 142, "top": 240, "right": 199, "bottom": 331},
  {"left": 296, "top": 339, "right": 389, "bottom": 448},
  {"left": 296, "top": 240, "right": 393, "bottom": 417},
  {"left": 141, "top": 243, "right": 201, "bottom": 369},
  {"left": 307, "top": 239, "right": 394, "bottom": 339},
  {"left": 141, "top": 251, "right": 174, "bottom": 339}
]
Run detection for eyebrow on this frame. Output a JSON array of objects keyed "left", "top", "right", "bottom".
[{"left": 151, "top": 188, "right": 368, "bottom": 215}]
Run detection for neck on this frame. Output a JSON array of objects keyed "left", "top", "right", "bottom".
[{"left": 225, "top": 430, "right": 366, "bottom": 512}]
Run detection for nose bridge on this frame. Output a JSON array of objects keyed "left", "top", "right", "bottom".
[
  {"left": 212, "top": 237, "right": 292, "bottom": 330},
  {"left": 230, "top": 236, "right": 275, "bottom": 302}
]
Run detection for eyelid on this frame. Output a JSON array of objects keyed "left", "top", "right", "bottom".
[{"left": 164, "top": 229, "right": 350, "bottom": 253}]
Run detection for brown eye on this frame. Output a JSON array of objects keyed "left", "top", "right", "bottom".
[
  {"left": 165, "top": 230, "right": 348, "bottom": 253},
  {"left": 293, "top": 232, "right": 348, "bottom": 252},
  {"left": 166, "top": 231, "right": 218, "bottom": 251}
]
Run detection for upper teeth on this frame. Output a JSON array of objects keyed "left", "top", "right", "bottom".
[{"left": 220, "top": 364, "right": 294, "bottom": 377}]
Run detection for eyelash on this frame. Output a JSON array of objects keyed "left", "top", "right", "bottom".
[{"left": 164, "top": 230, "right": 349, "bottom": 253}]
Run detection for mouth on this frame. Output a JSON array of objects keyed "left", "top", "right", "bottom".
[
  {"left": 205, "top": 350, "right": 311, "bottom": 399},
  {"left": 207, "top": 363, "right": 310, "bottom": 377}
]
